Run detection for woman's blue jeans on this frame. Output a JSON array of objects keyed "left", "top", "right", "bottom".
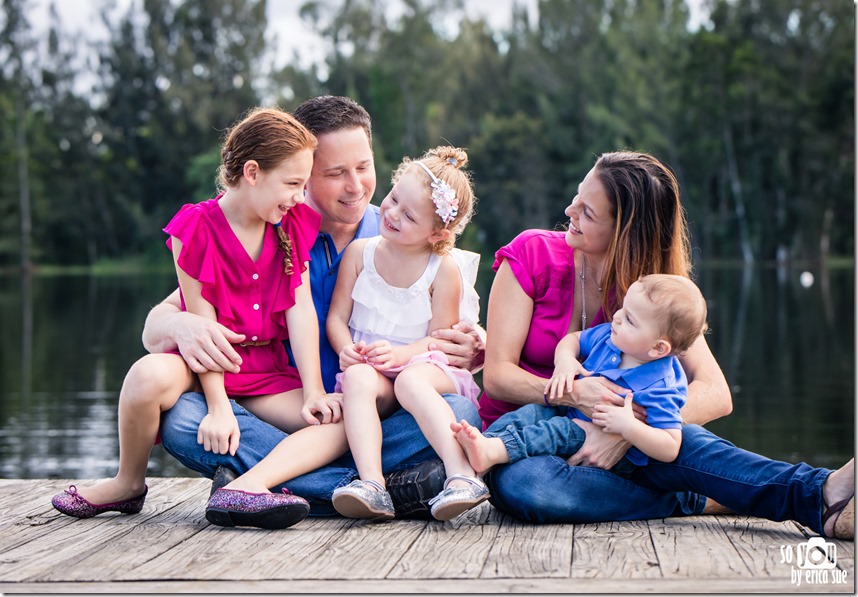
[
  {"left": 159, "top": 391, "right": 480, "bottom": 516},
  {"left": 484, "top": 424, "right": 831, "bottom": 534}
]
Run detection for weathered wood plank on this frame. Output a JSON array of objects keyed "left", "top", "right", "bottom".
[
  {"left": 387, "top": 505, "right": 502, "bottom": 579},
  {"left": 34, "top": 479, "right": 209, "bottom": 582},
  {"left": 650, "top": 516, "right": 752, "bottom": 578},
  {"left": 1, "top": 479, "right": 190, "bottom": 559},
  {"left": 287, "top": 518, "right": 430, "bottom": 579},
  {"left": 481, "top": 510, "right": 574, "bottom": 579},
  {"left": 0, "top": 478, "right": 198, "bottom": 582},
  {"left": 0, "top": 480, "right": 853, "bottom": 593},
  {"left": 1, "top": 576, "right": 853, "bottom": 593},
  {"left": 0, "top": 479, "right": 41, "bottom": 510},
  {"left": 715, "top": 515, "right": 816, "bottom": 579},
  {"left": 570, "top": 520, "right": 660, "bottom": 579},
  {"left": 124, "top": 515, "right": 360, "bottom": 581}
]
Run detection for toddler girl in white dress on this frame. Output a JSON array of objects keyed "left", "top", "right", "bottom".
[{"left": 326, "top": 145, "right": 488, "bottom": 521}]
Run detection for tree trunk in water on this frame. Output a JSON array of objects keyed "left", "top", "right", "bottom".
[
  {"left": 819, "top": 204, "right": 833, "bottom": 263},
  {"left": 722, "top": 125, "right": 754, "bottom": 264},
  {"left": 16, "top": 97, "right": 32, "bottom": 273}
]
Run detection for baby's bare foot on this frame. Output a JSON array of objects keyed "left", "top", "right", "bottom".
[{"left": 454, "top": 420, "right": 508, "bottom": 475}]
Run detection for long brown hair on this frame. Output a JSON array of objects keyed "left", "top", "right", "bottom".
[
  {"left": 217, "top": 107, "right": 317, "bottom": 190},
  {"left": 594, "top": 151, "right": 692, "bottom": 317}
]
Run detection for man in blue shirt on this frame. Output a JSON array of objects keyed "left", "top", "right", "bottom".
[{"left": 142, "top": 96, "right": 483, "bottom": 519}]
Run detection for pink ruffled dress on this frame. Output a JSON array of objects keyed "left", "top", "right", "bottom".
[
  {"left": 163, "top": 197, "right": 321, "bottom": 397},
  {"left": 334, "top": 236, "right": 481, "bottom": 407}
]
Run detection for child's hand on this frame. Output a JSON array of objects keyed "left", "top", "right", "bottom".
[
  {"left": 544, "top": 363, "right": 592, "bottom": 404},
  {"left": 364, "top": 340, "right": 396, "bottom": 371},
  {"left": 339, "top": 341, "right": 367, "bottom": 370},
  {"left": 301, "top": 392, "right": 344, "bottom": 425},
  {"left": 591, "top": 393, "right": 635, "bottom": 435},
  {"left": 197, "top": 409, "right": 240, "bottom": 455}
]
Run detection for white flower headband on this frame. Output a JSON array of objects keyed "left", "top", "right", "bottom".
[{"left": 414, "top": 160, "right": 458, "bottom": 225}]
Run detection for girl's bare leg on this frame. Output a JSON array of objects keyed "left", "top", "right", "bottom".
[
  {"left": 340, "top": 364, "right": 397, "bottom": 487},
  {"left": 76, "top": 354, "right": 196, "bottom": 504},
  {"left": 223, "top": 421, "right": 352, "bottom": 494},
  {"left": 394, "top": 363, "right": 476, "bottom": 488},
  {"left": 236, "top": 388, "right": 313, "bottom": 434}
]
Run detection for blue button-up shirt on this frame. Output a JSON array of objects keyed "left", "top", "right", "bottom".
[
  {"left": 569, "top": 322, "right": 686, "bottom": 465},
  {"left": 286, "top": 204, "right": 381, "bottom": 392}
]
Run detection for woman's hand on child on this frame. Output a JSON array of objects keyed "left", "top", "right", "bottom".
[
  {"left": 197, "top": 409, "right": 241, "bottom": 455},
  {"left": 364, "top": 340, "right": 396, "bottom": 371},
  {"left": 567, "top": 419, "right": 630, "bottom": 469},
  {"left": 591, "top": 394, "right": 636, "bottom": 435},
  {"left": 544, "top": 364, "right": 592, "bottom": 404},
  {"left": 565, "top": 376, "right": 628, "bottom": 417},
  {"left": 174, "top": 312, "right": 245, "bottom": 374},
  {"left": 301, "top": 392, "right": 344, "bottom": 425}
]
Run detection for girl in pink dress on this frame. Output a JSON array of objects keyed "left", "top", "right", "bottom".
[{"left": 52, "top": 107, "right": 337, "bottom": 528}]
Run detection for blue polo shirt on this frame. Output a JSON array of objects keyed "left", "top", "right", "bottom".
[
  {"left": 286, "top": 204, "right": 381, "bottom": 392},
  {"left": 569, "top": 322, "right": 686, "bottom": 465}
]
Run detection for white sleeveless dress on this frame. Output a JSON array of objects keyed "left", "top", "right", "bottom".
[{"left": 334, "top": 236, "right": 480, "bottom": 406}]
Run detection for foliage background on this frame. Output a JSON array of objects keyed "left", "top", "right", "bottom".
[{"left": 0, "top": 0, "right": 853, "bottom": 270}]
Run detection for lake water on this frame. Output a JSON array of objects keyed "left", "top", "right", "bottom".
[{"left": 0, "top": 264, "right": 853, "bottom": 480}]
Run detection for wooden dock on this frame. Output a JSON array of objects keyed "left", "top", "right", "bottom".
[{"left": 0, "top": 477, "right": 853, "bottom": 593}]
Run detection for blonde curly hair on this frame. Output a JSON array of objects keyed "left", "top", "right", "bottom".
[{"left": 391, "top": 145, "right": 477, "bottom": 255}]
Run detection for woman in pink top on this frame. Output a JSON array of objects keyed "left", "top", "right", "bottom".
[
  {"left": 470, "top": 151, "right": 854, "bottom": 540},
  {"left": 51, "top": 107, "right": 340, "bottom": 530},
  {"left": 477, "top": 229, "right": 610, "bottom": 427}
]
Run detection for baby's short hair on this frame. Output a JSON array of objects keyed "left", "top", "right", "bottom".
[{"left": 637, "top": 274, "right": 708, "bottom": 355}]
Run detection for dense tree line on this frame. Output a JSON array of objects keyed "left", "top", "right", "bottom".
[{"left": 0, "top": 0, "right": 853, "bottom": 270}]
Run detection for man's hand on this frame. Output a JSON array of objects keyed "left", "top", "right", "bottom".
[
  {"left": 428, "top": 321, "right": 485, "bottom": 371},
  {"left": 566, "top": 419, "right": 630, "bottom": 469},
  {"left": 174, "top": 312, "right": 245, "bottom": 374}
]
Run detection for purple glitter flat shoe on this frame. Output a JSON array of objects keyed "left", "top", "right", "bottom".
[
  {"left": 51, "top": 484, "right": 148, "bottom": 519},
  {"left": 205, "top": 487, "right": 310, "bottom": 530}
]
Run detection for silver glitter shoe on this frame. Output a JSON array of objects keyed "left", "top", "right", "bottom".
[
  {"left": 332, "top": 479, "right": 395, "bottom": 521},
  {"left": 428, "top": 474, "right": 491, "bottom": 521}
]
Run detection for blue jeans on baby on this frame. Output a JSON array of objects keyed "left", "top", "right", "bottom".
[
  {"left": 484, "top": 422, "right": 831, "bottom": 534},
  {"left": 160, "top": 391, "right": 480, "bottom": 516},
  {"left": 484, "top": 403, "right": 634, "bottom": 476}
]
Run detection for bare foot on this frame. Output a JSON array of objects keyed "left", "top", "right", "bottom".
[
  {"left": 823, "top": 459, "right": 855, "bottom": 537},
  {"left": 452, "top": 419, "right": 509, "bottom": 475},
  {"left": 75, "top": 477, "right": 146, "bottom": 505},
  {"left": 702, "top": 497, "right": 732, "bottom": 515},
  {"left": 222, "top": 475, "right": 273, "bottom": 494}
]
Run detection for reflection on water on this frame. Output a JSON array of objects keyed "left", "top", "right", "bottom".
[{"left": 0, "top": 264, "right": 854, "bottom": 480}]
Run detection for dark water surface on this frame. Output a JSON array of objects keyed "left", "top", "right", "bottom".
[{"left": 0, "top": 264, "right": 853, "bottom": 480}]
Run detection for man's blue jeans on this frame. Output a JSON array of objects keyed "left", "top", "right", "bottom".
[
  {"left": 484, "top": 424, "right": 831, "bottom": 534},
  {"left": 160, "top": 391, "right": 481, "bottom": 516}
]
